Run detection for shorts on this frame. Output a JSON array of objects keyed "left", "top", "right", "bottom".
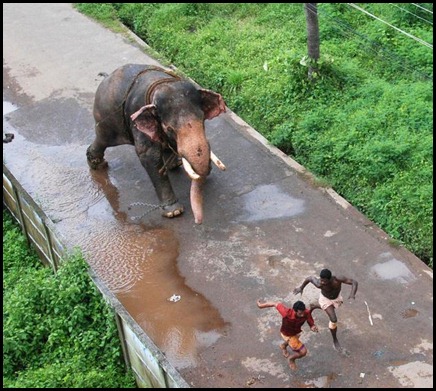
[
  {"left": 281, "top": 333, "right": 305, "bottom": 352},
  {"left": 319, "top": 293, "right": 343, "bottom": 310}
]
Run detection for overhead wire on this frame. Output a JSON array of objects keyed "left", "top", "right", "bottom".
[
  {"left": 410, "top": 3, "right": 433, "bottom": 14},
  {"left": 303, "top": 3, "right": 432, "bottom": 81},
  {"left": 346, "top": 3, "right": 433, "bottom": 49},
  {"left": 388, "top": 3, "right": 433, "bottom": 25}
]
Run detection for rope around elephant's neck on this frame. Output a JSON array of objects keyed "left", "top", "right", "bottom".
[{"left": 145, "top": 77, "right": 181, "bottom": 105}]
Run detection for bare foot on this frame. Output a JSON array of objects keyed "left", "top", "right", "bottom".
[
  {"left": 281, "top": 347, "right": 290, "bottom": 358},
  {"left": 333, "top": 340, "right": 342, "bottom": 352},
  {"left": 288, "top": 359, "right": 297, "bottom": 370}
]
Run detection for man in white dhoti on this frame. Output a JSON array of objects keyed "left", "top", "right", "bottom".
[{"left": 293, "top": 268, "right": 358, "bottom": 352}]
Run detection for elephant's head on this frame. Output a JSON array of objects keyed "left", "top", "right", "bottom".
[{"left": 130, "top": 81, "right": 226, "bottom": 224}]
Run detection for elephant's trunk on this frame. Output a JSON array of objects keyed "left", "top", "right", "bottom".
[
  {"left": 176, "top": 120, "right": 225, "bottom": 224},
  {"left": 178, "top": 131, "right": 209, "bottom": 224},
  {"left": 190, "top": 177, "right": 205, "bottom": 224},
  {"left": 177, "top": 120, "right": 211, "bottom": 177}
]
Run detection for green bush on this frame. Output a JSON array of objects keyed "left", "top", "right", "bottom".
[{"left": 3, "top": 210, "right": 136, "bottom": 388}]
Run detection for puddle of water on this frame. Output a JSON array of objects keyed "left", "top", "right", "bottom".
[
  {"left": 81, "top": 222, "right": 228, "bottom": 369},
  {"left": 370, "top": 258, "right": 415, "bottom": 283},
  {"left": 237, "top": 183, "right": 305, "bottom": 222}
]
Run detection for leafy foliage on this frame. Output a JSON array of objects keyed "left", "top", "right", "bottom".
[
  {"left": 3, "top": 210, "right": 137, "bottom": 388},
  {"left": 74, "top": 3, "right": 432, "bottom": 266}
]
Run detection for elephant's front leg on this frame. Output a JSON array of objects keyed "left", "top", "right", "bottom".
[{"left": 136, "top": 144, "right": 184, "bottom": 218}]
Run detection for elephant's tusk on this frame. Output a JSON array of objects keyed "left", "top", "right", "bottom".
[
  {"left": 182, "top": 157, "right": 201, "bottom": 180},
  {"left": 210, "top": 151, "right": 226, "bottom": 171},
  {"left": 190, "top": 178, "right": 205, "bottom": 224}
]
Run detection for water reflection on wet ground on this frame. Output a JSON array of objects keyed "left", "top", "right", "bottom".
[
  {"left": 237, "top": 183, "right": 305, "bottom": 222},
  {"left": 370, "top": 253, "right": 416, "bottom": 283}
]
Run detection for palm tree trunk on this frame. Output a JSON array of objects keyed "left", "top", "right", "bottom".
[{"left": 304, "top": 3, "right": 320, "bottom": 80}]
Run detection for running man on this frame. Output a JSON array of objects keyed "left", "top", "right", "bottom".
[
  {"left": 257, "top": 299, "right": 318, "bottom": 370},
  {"left": 293, "top": 268, "right": 358, "bottom": 351}
]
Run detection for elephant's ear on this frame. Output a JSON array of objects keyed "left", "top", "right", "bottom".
[
  {"left": 130, "top": 104, "right": 160, "bottom": 141},
  {"left": 199, "top": 89, "right": 226, "bottom": 120}
]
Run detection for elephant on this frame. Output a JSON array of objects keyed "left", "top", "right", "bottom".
[{"left": 86, "top": 64, "right": 227, "bottom": 224}]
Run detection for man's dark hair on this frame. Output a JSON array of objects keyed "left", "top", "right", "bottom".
[
  {"left": 293, "top": 300, "right": 306, "bottom": 311},
  {"left": 320, "top": 269, "right": 332, "bottom": 279}
]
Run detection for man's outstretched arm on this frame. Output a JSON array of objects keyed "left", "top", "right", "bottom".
[
  {"left": 293, "top": 276, "right": 319, "bottom": 295},
  {"left": 256, "top": 299, "right": 279, "bottom": 309},
  {"left": 337, "top": 276, "right": 358, "bottom": 299}
]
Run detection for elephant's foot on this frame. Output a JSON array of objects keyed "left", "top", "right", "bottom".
[
  {"left": 161, "top": 201, "right": 184, "bottom": 218},
  {"left": 86, "top": 146, "right": 108, "bottom": 170},
  {"left": 88, "top": 157, "right": 108, "bottom": 170}
]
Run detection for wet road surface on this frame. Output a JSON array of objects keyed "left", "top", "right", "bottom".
[{"left": 3, "top": 3, "right": 433, "bottom": 388}]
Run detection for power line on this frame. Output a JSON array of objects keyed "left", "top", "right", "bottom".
[
  {"left": 346, "top": 3, "right": 433, "bottom": 49},
  {"left": 388, "top": 3, "right": 433, "bottom": 25},
  {"left": 411, "top": 3, "right": 433, "bottom": 14},
  {"left": 305, "top": 4, "right": 432, "bottom": 81}
]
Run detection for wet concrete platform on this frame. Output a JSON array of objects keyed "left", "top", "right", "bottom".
[{"left": 3, "top": 4, "right": 433, "bottom": 388}]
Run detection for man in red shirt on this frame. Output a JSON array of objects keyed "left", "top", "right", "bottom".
[{"left": 257, "top": 299, "right": 318, "bottom": 370}]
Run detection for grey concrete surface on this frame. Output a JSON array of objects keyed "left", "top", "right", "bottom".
[{"left": 3, "top": 3, "right": 433, "bottom": 388}]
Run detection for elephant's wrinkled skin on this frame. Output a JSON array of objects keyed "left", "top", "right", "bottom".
[{"left": 87, "top": 64, "right": 226, "bottom": 224}]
